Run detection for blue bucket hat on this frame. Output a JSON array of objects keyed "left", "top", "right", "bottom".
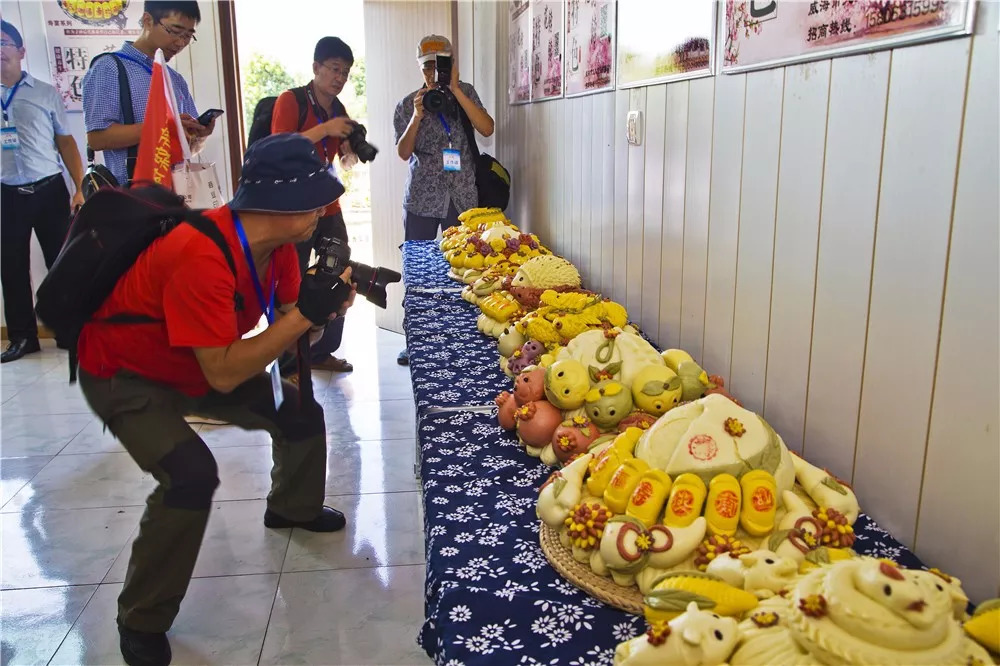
[{"left": 230, "top": 133, "right": 344, "bottom": 213}]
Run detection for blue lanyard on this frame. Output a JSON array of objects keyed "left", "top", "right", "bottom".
[
  {"left": 232, "top": 212, "right": 276, "bottom": 324},
  {"left": 1, "top": 73, "right": 26, "bottom": 122},
  {"left": 437, "top": 113, "right": 452, "bottom": 144},
  {"left": 115, "top": 52, "right": 153, "bottom": 75}
]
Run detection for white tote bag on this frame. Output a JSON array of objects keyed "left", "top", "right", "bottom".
[{"left": 173, "top": 161, "right": 224, "bottom": 209}]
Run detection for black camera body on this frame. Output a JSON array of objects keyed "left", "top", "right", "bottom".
[
  {"left": 345, "top": 122, "right": 378, "bottom": 163},
  {"left": 422, "top": 54, "right": 455, "bottom": 116},
  {"left": 315, "top": 237, "right": 401, "bottom": 310}
]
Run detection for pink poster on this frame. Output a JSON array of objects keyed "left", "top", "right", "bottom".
[
  {"left": 531, "top": 1, "right": 564, "bottom": 101},
  {"left": 509, "top": 0, "right": 532, "bottom": 105},
  {"left": 563, "top": 0, "right": 616, "bottom": 97},
  {"left": 723, "top": 0, "right": 976, "bottom": 73}
]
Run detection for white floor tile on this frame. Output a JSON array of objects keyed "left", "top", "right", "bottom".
[
  {"left": 326, "top": 438, "right": 418, "bottom": 496},
  {"left": 0, "top": 456, "right": 53, "bottom": 508},
  {"left": 0, "top": 585, "right": 97, "bottom": 666},
  {"left": 0, "top": 414, "right": 92, "bottom": 457}
]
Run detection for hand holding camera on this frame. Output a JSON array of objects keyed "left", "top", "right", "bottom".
[
  {"left": 322, "top": 116, "right": 354, "bottom": 139},
  {"left": 297, "top": 266, "right": 354, "bottom": 327}
]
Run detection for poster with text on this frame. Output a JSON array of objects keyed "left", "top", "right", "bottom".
[
  {"left": 722, "top": 0, "right": 976, "bottom": 73},
  {"left": 42, "top": 0, "right": 144, "bottom": 111},
  {"left": 509, "top": 0, "right": 532, "bottom": 105},
  {"left": 531, "top": 1, "right": 564, "bottom": 101},
  {"left": 564, "top": 0, "right": 616, "bottom": 96},
  {"left": 618, "top": 1, "right": 715, "bottom": 88}
]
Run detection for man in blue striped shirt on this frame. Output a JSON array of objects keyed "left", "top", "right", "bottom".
[{"left": 82, "top": 1, "right": 214, "bottom": 186}]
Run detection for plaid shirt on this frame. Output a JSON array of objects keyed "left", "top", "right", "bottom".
[{"left": 82, "top": 42, "right": 197, "bottom": 185}]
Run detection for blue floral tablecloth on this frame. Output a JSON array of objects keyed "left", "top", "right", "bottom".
[
  {"left": 414, "top": 410, "right": 925, "bottom": 666},
  {"left": 401, "top": 241, "right": 926, "bottom": 665}
]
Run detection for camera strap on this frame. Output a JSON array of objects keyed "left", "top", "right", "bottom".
[
  {"left": 305, "top": 83, "right": 336, "bottom": 165},
  {"left": 232, "top": 211, "right": 276, "bottom": 325},
  {"left": 437, "top": 112, "right": 452, "bottom": 147}
]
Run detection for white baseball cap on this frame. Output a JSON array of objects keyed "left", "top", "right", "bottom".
[{"left": 417, "top": 34, "right": 452, "bottom": 64}]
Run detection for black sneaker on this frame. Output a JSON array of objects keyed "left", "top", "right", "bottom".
[
  {"left": 118, "top": 621, "right": 171, "bottom": 666},
  {"left": 264, "top": 506, "right": 346, "bottom": 532},
  {"left": 397, "top": 349, "right": 409, "bottom": 366}
]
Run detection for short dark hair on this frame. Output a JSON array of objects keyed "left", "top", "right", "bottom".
[
  {"left": 1, "top": 20, "right": 23, "bottom": 48},
  {"left": 144, "top": 1, "right": 201, "bottom": 24},
  {"left": 314, "top": 37, "right": 354, "bottom": 66}
]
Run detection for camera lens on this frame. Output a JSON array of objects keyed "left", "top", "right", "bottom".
[
  {"left": 347, "top": 124, "right": 378, "bottom": 163},
  {"left": 423, "top": 88, "right": 446, "bottom": 114},
  {"left": 348, "top": 260, "right": 401, "bottom": 309}
]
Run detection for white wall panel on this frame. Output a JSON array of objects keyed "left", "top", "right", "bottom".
[
  {"left": 612, "top": 89, "right": 630, "bottom": 308},
  {"left": 915, "top": 0, "right": 1000, "bottom": 603},
  {"left": 624, "top": 88, "right": 646, "bottom": 323},
  {"left": 702, "top": 73, "right": 746, "bottom": 379},
  {"left": 678, "top": 77, "right": 714, "bottom": 362},
  {"left": 803, "top": 52, "right": 889, "bottom": 478},
  {"left": 853, "top": 38, "right": 971, "bottom": 546},
  {"left": 657, "top": 82, "right": 689, "bottom": 349},
  {"left": 641, "top": 85, "right": 666, "bottom": 341},
  {"left": 729, "top": 68, "right": 783, "bottom": 411},
  {"left": 762, "top": 61, "right": 830, "bottom": 454}
]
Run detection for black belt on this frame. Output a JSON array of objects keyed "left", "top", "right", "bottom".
[{"left": 1, "top": 173, "right": 63, "bottom": 195}]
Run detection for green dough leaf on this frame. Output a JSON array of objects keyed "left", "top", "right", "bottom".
[
  {"left": 973, "top": 599, "right": 1000, "bottom": 616},
  {"left": 758, "top": 419, "right": 783, "bottom": 475},
  {"left": 552, "top": 476, "right": 567, "bottom": 498},
  {"left": 805, "top": 547, "right": 832, "bottom": 565},
  {"left": 588, "top": 366, "right": 602, "bottom": 383},
  {"left": 641, "top": 381, "right": 665, "bottom": 396},
  {"left": 644, "top": 589, "right": 716, "bottom": 612},
  {"left": 666, "top": 376, "right": 683, "bottom": 392},
  {"left": 768, "top": 529, "right": 792, "bottom": 552},
  {"left": 605, "top": 361, "right": 623, "bottom": 377},
  {"left": 820, "top": 476, "right": 849, "bottom": 496}
]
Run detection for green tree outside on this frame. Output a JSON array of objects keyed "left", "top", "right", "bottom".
[{"left": 240, "top": 52, "right": 296, "bottom": 139}]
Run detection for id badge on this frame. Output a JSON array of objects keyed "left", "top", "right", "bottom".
[
  {"left": 1, "top": 127, "right": 19, "bottom": 151},
  {"left": 268, "top": 360, "right": 284, "bottom": 411},
  {"left": 443, "top": 148, "right": 461, "bottom": 172}
]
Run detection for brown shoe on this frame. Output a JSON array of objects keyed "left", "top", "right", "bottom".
[{"left": 311, "top": 355, "right": 353, "bottom": 373}]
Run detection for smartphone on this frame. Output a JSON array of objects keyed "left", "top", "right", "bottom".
[{"left": 197, "top": 108, "right": 224, "bottom": 126}]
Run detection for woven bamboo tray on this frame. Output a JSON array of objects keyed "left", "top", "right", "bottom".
[{"left": 539, "top": 523, "right": 645, "bottom": 615}]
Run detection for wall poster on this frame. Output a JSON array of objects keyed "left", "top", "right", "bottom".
[
  {"left": 564, "top": 0, "right": 616, "bottom": 97},
  {"left": 509, "top": 0, "right": 532, "bottom": 105},
  {"left": 531, "top": 0, "right": 564, "bottom": 101},
  {"left": 42, "top": 0, "right": 144, "bottom": 111},
  {"left": 617, "top": 1, "right": 715, "bottom": 88},
  {"left": 722, "top": 0, "right": 977, "bottom": 74}
]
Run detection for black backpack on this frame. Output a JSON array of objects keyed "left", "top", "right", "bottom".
[
  {"left": 245, "top": 85, "right": 346, "bottom": 148},
  {"left": 35, "top": 184, "right": 243, "bottom": 382}
]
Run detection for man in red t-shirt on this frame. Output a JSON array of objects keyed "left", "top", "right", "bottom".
[
  {"left": 271, "top": 36, "right": 357, "bottom": 375},
  {"left": 77, "top": 134, "right": 355, "bottom": 666}
]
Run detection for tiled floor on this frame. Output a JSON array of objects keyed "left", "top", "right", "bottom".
[{"left": 0, "top": 303, "right": 431, "bottom": 665}]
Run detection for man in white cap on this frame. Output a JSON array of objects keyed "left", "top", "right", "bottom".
[{"left": 393, "top": 34, "right": 494, "bottom": 364}]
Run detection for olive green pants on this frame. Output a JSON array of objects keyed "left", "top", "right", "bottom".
[{"left": 79, "top": 369, "right": 327, "bottom": 633}]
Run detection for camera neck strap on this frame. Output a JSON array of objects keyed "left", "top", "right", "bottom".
[
  {"left": 436, "top": 112, "right": 453, "bottom": 147},
  {"left": 305, "top": 83, "right": 336, "bottom": 165},
  {"left": 232, "top": 211, "right": 276, "bottom": 325}
]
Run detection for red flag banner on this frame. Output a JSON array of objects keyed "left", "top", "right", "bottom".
[{"left": 133, "top": 50, "right": 185, "bottom": 188}]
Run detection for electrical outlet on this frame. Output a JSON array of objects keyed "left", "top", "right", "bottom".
[{"left": 626, "top": 110, "right": 643, "bottom": 146}]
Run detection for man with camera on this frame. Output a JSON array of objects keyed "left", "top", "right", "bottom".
[
  {"left": 393, "top": 34, "right": 494, "bottom": 364},
  {"left": 76, "top": 134, "right": 355, "bottom": 666},
  {"left": 271, "top": 36, "right": 375, "bottom": 376},
  {"left": 82, "top": 1, "right": 215, "bottom": 188}
]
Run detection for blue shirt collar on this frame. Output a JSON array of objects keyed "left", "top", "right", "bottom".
[{"left": 120, "top": 42, "right": 154, "bottom": 65}]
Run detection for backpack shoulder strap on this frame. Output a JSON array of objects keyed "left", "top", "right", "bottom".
[
  {"left": 89, "top": 53, "right": 138, "bottom": 180},
  {"left": 291, "top": 86, "right": 310, "bottom": 130},
  {"left": 182, "top": 212, "right": 245, "bottom": 312},
  {"left": 331, "top": 95, "right": 347, "bottom": 119}
]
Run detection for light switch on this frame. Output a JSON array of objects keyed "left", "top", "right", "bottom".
[{"left": 626, "top": 110, "right": 643, "bottom": 146}]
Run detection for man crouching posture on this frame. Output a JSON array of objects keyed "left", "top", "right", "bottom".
[{"left": 77, "top": 134, "right": 355, "bottom": 666}]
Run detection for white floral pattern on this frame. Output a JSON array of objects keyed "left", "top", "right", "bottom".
[{"left": 402, "top": 242, "right": 927, "bottom": 665}]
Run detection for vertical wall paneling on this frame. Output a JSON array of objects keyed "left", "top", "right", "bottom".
[
  {"left": 640, "top": 85, "right": 667, "bottom": 342},
  {"left": 657, "top": 82, "right": 689, "bottom": 349},
  {"left": 581, "top": 94, "right": 595, "bottom": 281},
  {"left": 852, "top": 38, "right": 972, "bottom": 545},
  {"left": 915, "top": 0, "right": 999, "bottom": 603},
  {"left": 803, "top": 52, "right": 890, "bottom": 476},
  {"left": 624, "top": 88, "right": 647, "bottom": 322},
  {"left": 601, "top": 93, "right": 616, "bottom": 298},
  {"left": 678, "top": 77, "right": 715, "bottom": 361},
  {"left": 702, "top": 73, "right": 747, "bottom": 380},
  {"left": 365, "top": 0, "right": 451, "bottom": 332},
  {"left": 728, "top": 68, "right": 784, "bottom": 410},
  {"left": 612, "top": 90, "right": 630, "bottom": 308},
  {"left": 572, "top": 98, "right": 584, "bottom": 267},
  {"left": 761, "top": 61, "right": 831, "bottom": 453},
  {"left": 590, "top": 94, "right": 606, "bottom": 296}
]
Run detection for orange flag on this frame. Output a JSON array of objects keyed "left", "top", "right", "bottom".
[{"left": 133, "top": 50, "right": 185, "bottom": 188}]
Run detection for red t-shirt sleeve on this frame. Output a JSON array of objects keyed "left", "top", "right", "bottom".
[
  {"left": 163, "top": 243, "right": 240, "bottom": 348},
  {"left": 275, "top": 243, "right": 301, "bottom": 306},
  {"left": 271, "top": 91, "right": 302, "bottom": 134}
]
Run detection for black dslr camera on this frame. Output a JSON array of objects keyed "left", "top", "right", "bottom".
[
  {"left": 315, "top": 237, "right": 401, "bottom": 309},
  {"left": 345, "top": 122, "right": 378, "bottom": 163},
  {"left": 422, "top": 54, "right": 455, "bottom": 116}
]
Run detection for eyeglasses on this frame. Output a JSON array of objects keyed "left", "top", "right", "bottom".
[
  {"left": 158, "top": 21, "right": 197, "bottom": 43},
  {"left": 319, "top": 62, "right": 351, "bottom": 80},
  {"left": 0, "top": 40, "right": 18, "bottom": 48}
]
